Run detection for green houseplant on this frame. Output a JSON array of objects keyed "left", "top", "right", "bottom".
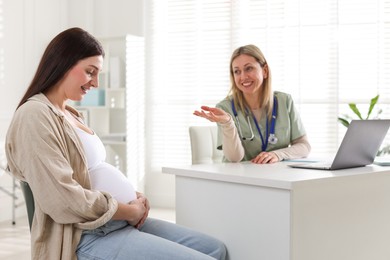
[
  {"left": 338, "top": 95, "right": 382, "bottom": 127},
  {"left": 338, "top": 94, "right": 390, "bottom": 156}
]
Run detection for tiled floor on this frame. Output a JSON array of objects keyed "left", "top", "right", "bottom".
[
  {"left": 0, "top": 208, "right": 175, "bottom": 260},
  {"left": 0, "top": 216, "right": 30, "bottom": 260}
]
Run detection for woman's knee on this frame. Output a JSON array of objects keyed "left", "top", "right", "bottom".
[{"left": 209, "top": 237, "right": 227, "bottom": 260}]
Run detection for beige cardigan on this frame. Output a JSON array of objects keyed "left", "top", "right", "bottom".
[{"left": 5, "top": 93, "right": 118, "bottom": 260}]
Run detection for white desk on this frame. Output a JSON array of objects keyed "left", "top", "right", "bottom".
[{"left": 162, "top": 162, "right": 390, "bottom": 260}]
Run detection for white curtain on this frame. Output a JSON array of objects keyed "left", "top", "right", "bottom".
[{"left": 145, "top": 0, "right": 390, "bottom": 174}]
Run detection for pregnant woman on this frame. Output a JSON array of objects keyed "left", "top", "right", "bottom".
[{"left": 5, "top": 27, "right": 226, "bottom": 260}]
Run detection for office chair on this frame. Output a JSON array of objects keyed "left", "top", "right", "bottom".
[
  {"left": 189, "top": 126, "right": 223, "bottom": 164},
  {"left": 19, "top": 181, "right": 35, "bottom": 230}
]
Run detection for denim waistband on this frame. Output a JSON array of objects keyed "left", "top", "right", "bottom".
[{"left": 82, "top": 220, "right": 129, "bottom": 236}]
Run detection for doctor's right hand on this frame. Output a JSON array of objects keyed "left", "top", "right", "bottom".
[{"left": 193, "top": 106, "right": 230, "bottom": 124}]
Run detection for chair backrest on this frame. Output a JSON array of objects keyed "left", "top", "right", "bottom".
[
  {"left": 189, "top": 126, "right": 223, "bottom": 164},
  {"left": 19, "top": 181, "right": 35, "bottom": 230}
]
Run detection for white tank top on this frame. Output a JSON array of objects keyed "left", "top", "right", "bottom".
[{"left": 73, "top": 127, "right": 136, "bottom": 203}]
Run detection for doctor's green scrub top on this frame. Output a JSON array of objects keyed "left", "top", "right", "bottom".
[{"left": 216, "top": 91, "right": 307, "bottom": 162}]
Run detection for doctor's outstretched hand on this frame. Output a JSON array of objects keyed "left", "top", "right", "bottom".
[{"left": 193, "top": 106, "right": 230, "bottom": 124}]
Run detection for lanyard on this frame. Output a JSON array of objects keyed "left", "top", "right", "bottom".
[
  {"left": 252, "top": 112, "right": 269, "bottom": 151},
  {"left": 231, "top": 96, "right": 278, "bottom": 151}
]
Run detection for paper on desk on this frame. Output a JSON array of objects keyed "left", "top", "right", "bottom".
[
  {"left": 374, "top": 156, "right": 390, "bottom": 166},
  {"left": 286, "top": 159, "right": 319, "bottom": 163}
]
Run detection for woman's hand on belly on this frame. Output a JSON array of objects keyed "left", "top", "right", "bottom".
[
  {"left": 113, "top": 199, "right": 146, "bottom": 226},
  {"left": 134, "top": 192, "right": 150, "bottom": 228},
  {"left": 128, "top": 197, "right": 148, "bottom": 227}
]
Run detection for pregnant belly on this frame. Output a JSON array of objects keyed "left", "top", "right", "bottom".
[{"left": 89, "top": 162, "right": 137, "bottom": 203}]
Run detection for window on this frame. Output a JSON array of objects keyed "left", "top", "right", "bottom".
[{"left": 145, "top": 0, "right": 390, "bottom": 174}]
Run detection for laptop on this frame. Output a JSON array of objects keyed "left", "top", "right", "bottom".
[{"left": 288, "top": 119, "right": 390, "bottom": 170}]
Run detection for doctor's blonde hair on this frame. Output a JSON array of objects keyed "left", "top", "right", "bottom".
[{"left": 228, "top": 44, "right": 274, "bottom": 119}]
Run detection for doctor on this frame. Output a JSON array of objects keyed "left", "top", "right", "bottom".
[{"left": 194, "top": 44, "right": 311, "bottom": 164}]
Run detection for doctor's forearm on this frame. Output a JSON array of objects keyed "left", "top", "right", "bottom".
[
  {"left": 219, "top": 117, "right": 245, "bottom": 162},
  {"left": 272, "top": 135, "right": 311, "bottom": 160}
]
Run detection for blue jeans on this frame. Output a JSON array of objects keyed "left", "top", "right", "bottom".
[{"left": 76, "top": 218, "right": 227, "bottom": 260}]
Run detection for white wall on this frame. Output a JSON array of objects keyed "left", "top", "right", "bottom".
[
  {"left": 68, "top": 0, "right": 144, "bottom": 38},
  {"left": 0, "top": 0, "right": 147, "bottom": 223},
  {"left": 0, "top": 0, "right": 68, "bottom": 138},
  {"left": 0, "top": 0, "right": 69, "bottom": 223}
]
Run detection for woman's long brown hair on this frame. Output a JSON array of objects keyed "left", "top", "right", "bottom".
[{"left": 17, "top": 27, "right": 105, "bottom": 109}]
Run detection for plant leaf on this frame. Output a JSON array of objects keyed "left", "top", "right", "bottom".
[
  {"left": 349, "top": 103, "right": 363, "bottom": 119},
  {"left": 367, "top": 94, "right": 379, "bottom": 119},
  {"left": 338, "top": 117, "right": 350, "bottom": 127}
]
